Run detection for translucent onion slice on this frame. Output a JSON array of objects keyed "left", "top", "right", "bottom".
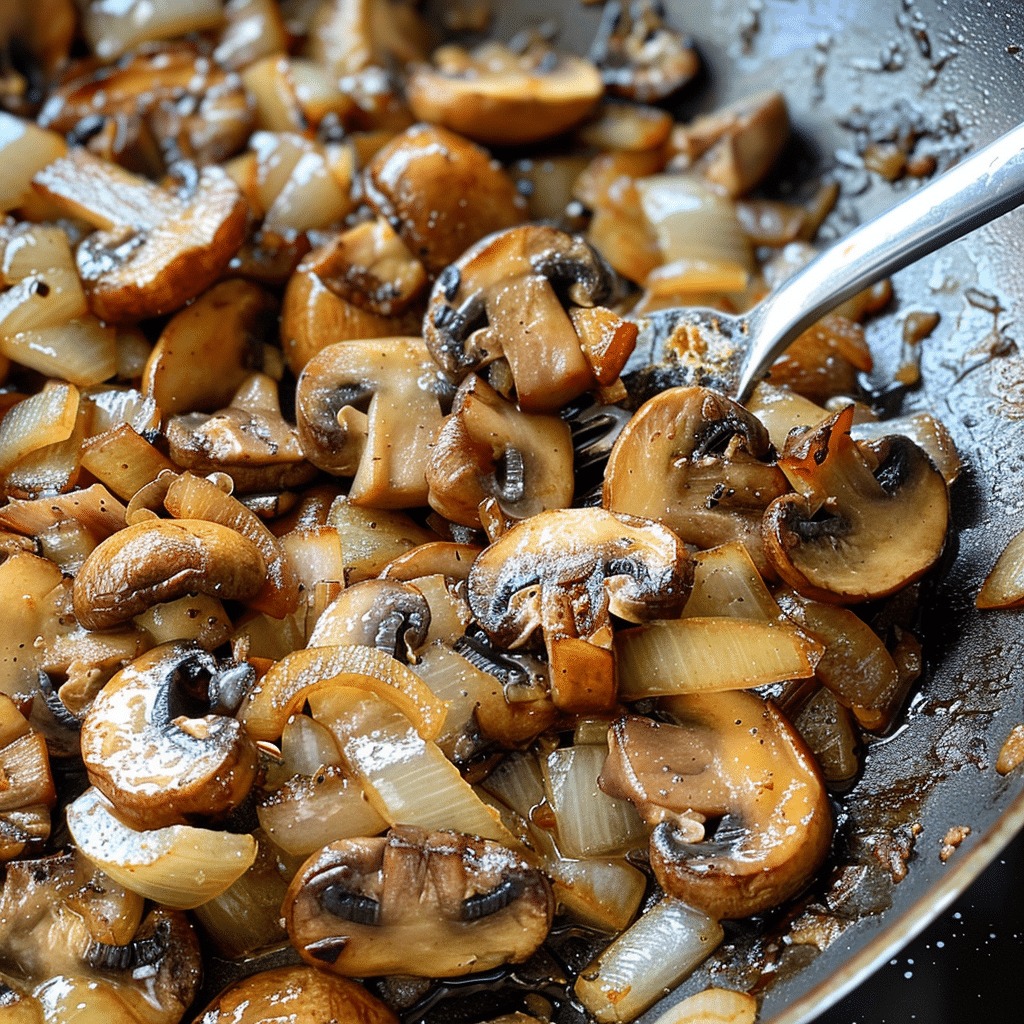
[
  {"left": 327, "top": 498, "right": 438, "bottom": 583},
  {"left": 575, "top": 897, "right": 724, "bottom": 1023},
  {"left": 977, "top": 526, "right": 1024, "bottom": 610},
  {"left": 683, "top": 542, "right": 782, "bottom": 621},
  {"left": 744, "top": 381, "right": 828, "bottom": 450},
  {"left": 309, "top": 687, "right": 513, "bottom": 844},
  {"left": 67, "top": 788, "right": 257, "bottom": 909},
  {"left": 650, "top": 987, "right": 757, "bottom": 1024},
  {"left": 542, "top": 745, "right": 646, "bottom": 859},
  {"left": 1, "top": 319, "right": 118, "bottom": 386},
  {"left": 279, "top": 526, "right": 344, "bottom": 592},
  {"left": 80, "top": 423, "right": 178, "bottom": 501},
  {"left": 0, "top": 113, "right": 67, "bottom": 212},
  {"left": 0, "top": 382, "right": 79, "bottom": 476},
  {"left": 280, "top": 712, "right": 343, "bottom": 776},
  {"left": 617, "top": 617, "right": 822, "bottom": 699},
  {"left": 480, "top": 749, "right": 546, "bottom": 820},
  {"left": 83, "top": 0, "right": 224, "bottom": 59},
  {"left": 0, "top": 483, "right": 126, "bottom": 539},
  {"left": 5, "top": 400, "right": 87, "bottom": 498},
  {"left": 240, "top": 644, "right": 448, "bottom": 742}
]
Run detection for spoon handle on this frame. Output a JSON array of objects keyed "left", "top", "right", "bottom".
[{"left": 735, "top": 120, "right": 1024, "bottom": 401}]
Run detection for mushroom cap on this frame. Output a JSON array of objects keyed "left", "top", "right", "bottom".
[
  {"left": 283, "top": 825, "right": 553, "bottom": 977},
  {"left": 407, "top": 44, "right": 604, "bottom": 147},
  {"left": 467, "top": 507, "right": 693, "bottom": 649},
  {"left": 603, "top": 691, "right": 832, "bottom": 919},
  {"left": 603, "top": 386, "right": 789, "bottom": 575},
  {"left": 762, "top": 405, "right": 950, "bottom": 603},
  {"left": 80, "top": 643, "right": 259, "bottom": 829},
  {"left": 363, "top": 124, "right": 525, "bottom": 276}
]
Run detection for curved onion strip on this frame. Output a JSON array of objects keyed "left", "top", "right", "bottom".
[
  {"left": 650, "top": 988, "right": 757, "bottom": 1024},
  {"left": 616, "top": 617, "right": 822, "bottom": 699},
  {"left": 575, "top": 897, "right": 724, "bottom": 1023},
  {"left": 240, "top": 644, "right": 448, "bottom": 742},
  {"left": 977, "top": 526, "right": 1024, "bottom": 610},
  {"left": 66, "top": 788, "right": 257, "bottom": 910}
]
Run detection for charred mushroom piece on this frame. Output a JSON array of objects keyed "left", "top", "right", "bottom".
[
  {"left": 281, "top": 226, "right": 425, "bottom": 376},
  {"left": 763, "top": 405, "right": 950, "bottom": 603},
  {"left": 467, "top": 507, "right": 692, "bottom": 711},
  {"left": 73, "top": 518, "right": 266, "bottom": 631},
  {"left": 166, "top": 373, "right": 317, "bottom": 493},
  {"left": 295, "top": 337, "right": 447, "bottom": 508},
  {"left": 364, "top": 124, "right": 526, "bottom": 276},
  {"left": 284, "top": 825, "right": 553, "bottom": 977},
  {"left": 602, "top": 691, "right": 832, "bottom": 919},
  {"left": 591, "top": 0, "right": 700, "bottom": 103},
  {"left": 32, "top": 149, "right": 247, "bottom": 322},
  {"left": 80, "top": 643, "right": 259, "bottom": 829},
  {"left": 426, "top": 375, "right": 575, "bottom": 528},
  {"left": 423, "top": 225, "right": 623, "bottom": 412},
  {"left": 407, "top": 42, "right": 604, "bottom": 147},
  {"left": 603, "top": 386, "right": 789, "bottom": 575},
  {"left": 193, "top": 965, "right": 398, "bottom": 1024},
  {"left": 307, "top": 579, "right": 431, "bottom": 661}
]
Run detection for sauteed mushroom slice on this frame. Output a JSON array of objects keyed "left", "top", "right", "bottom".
[
  {"left": 763, "top": 405, "right": 950, "bottom": 603},
  {"left": 603, "top": 386, "right": 789, "bottom": 575},
  {"left": 468, "top": 507, "right": 692, "bottom": 711},
  {"left": 364, "top": 124, "right": 525, "bottom": 276},
  {"left": 423, "top": 225, "right": 620, "bottom": 411},
  {"left": 193, "top": 965, "right": 398, "bottom": 1024},
  {"left": 307, "top": 579, "right": 431, "bottom": 660},
  {"left": 80, "top": 643, "right": 259, "bottom": 829},
  {"left": 591, "top": 0, "right": 700, "bottom": 103},
  {"left": 284, "top": 825, "right": 553, "bottom": 977},
  {"left": 166, "top": 373, "right": 317, "bottom": 493},
  {"left": 296, "top": 336, "right": 446, "bottom": 508},
  {"left": 407, "top": 42, "right": 603, "bottom": 146},
  {"left": 73, "top": 518, "right": 266, "bottom": 631},
  {"left": 426, "top": 375, "right": 575, "bottom": 528},
  {"left": 602, "top": 691, "right": 832, "bottom": 919},
  {"left": 32, "top": 149, "right": 247, "bottom": 322}
]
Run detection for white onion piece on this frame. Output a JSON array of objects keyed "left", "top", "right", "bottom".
[
  {"left": 0, "top": 382, "right": 79, "bottom": 476},
  {"left": 977, "top": 526, "right": 1024, "bottom": 610},
  {"left": 542, "top": 745, "right": 646, "bottom": 859},
  {"left": 745, "top": 381, "right": 828, "bottom": 450},
  {"left": 3, "top": 319, "right": 119, "bottom": 387},
  {"left": 85, "top": 387, "right": 161, "bottom": 437},
  {"left": 413, "top": 642, "right": 490, "bottom": 759},
  {"left": 650, "top": 987, "right": 757, "bottom": 1024},
  {"left": 409, "top": 574, "right": 473, "bottom": 645},
  {"left": 481, "top": 749, "right": 546, "bottom": 820},
  {"left": 280, "top": 713, "right": 343, "bottom": 775},
  {"left": 67, "top": 788, "right": 257, "bottom": 909},
  {"left": 279, "top": 526, "right": 345, "bottom": 593},
  {"left": 309, "top": 687, "right": 514, "bottom": 844},
  {"left": 683, "top": 542, "right": 782, "bottom": 621},
  {"left": 0, "top": 113, "right": 67, "bottom": 212},
  {"left": 575, "top": 897, "right": 724, "bottom": 1022},
  {"left": 852, "top": 412, "right": 961, "bottom": 485},
  {"left": 617, "top": 617, "right": 821, "bottom": 699},
  {"left": 83, "top": 0, "right": 224, "bottom": 60}
]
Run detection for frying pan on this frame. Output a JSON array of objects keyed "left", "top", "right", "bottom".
[{"left": 415, "top": 1, "right": 1024, "bottom": 1021}]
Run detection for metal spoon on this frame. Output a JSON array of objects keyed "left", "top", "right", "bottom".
[{"left": 624, "top": 120, "right": 1024, "bottom": 404}]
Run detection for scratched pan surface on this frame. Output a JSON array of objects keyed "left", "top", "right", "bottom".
[{"left": 419, "top": 1, "right": 1024, "bottom": 1022}]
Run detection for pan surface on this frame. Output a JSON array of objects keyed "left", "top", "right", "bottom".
[{"left": 423, "top": 1, "right": 1024, "bottom": 1021}]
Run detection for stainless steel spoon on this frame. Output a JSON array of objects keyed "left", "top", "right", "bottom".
[{"left": 625, "top": 120, "right": 1024, "bottom": 403}]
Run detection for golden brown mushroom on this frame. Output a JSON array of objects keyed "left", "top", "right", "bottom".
[
  {"left": 284, "top": 825, "right": 553, "bottom": 977},
  {"left": 407, "top": 42, "right": 604, "bottom": 146},
  {"left": 603, "top": 386, "right": 789, "bottom": 575},
  {"left": 32, "top": 149, "right": 247, "bottom": 322},
  {"left": 762, "top": 404, "right": 949, "bottom": 603},
  {"left": 295, "top": 336, "right": 447, "bottom": 508},
  {"left": 601, "top": 691, "right": 832, "bottom": 919},
  {"left": 363, "top": 124, "right": 526, "bottom": 276},
  {"left": 426, "top": 374, "right": 575, "bottom": 528}
]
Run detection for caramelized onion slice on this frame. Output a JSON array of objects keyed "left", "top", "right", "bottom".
[{"left": 977, "top": 526, "right": 1024, "bottom": 610}]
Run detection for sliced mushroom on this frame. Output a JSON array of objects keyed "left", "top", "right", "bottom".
[
  {"left": 284, "top": 825, "right": 553, "bottom": 977},
  {"left": 668, "top": 91, "right": 790, "bottom": 197},
  {"left": 601, "top": 691, "right": 832, "bottom": 919},
  {"left": 142, "top": 278, "right": 276, "bottom": 416},
  {"left": 423, "top": 225, "right": 623, "bottom": 411},
  {"left": 307, "top": 579, "right": 431, "bottom": 660},
  {"left": 363, "top": 124, "right": 526, "bottom": 276},
  {"left": 295, "top": 336, "right": 447, "bottom": 508},
  {"left": 280, "top": 222, "right": 426, "bottom": 376},
  {"left": 467, "top": 507, "right": 692, "bottom": 711},
  {"left": 426, "top": 374, "right": 575, "bottom": 528},
  {"left": 762, "top": 405, "right": 950, "bottom": 603},
  {"left": 166, "top": 373, "right": 317, "bottom": 493},
  {"left": 193, "top": 965, "right": 398, "bottom": 1024},
  {"left": 80, "top": 643, "right": 259, "bottom": 829},
  {"left": 591, "top": 0, "right": 700, "bottom": 103},
  {"left": 407, "top": 42, "right": 603, "bottom": 146},
  {"left": 32, "top": 149, "right": 247, "bottom": 322},
  {"left": 603, "top": 386, "right": 789, "bottom": 575},
  {"left": 72, "top": 518, "right": 267, "bottom": 631}
]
